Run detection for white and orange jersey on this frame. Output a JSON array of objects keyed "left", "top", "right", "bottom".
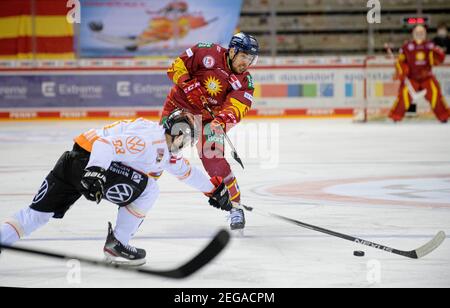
[{"left": 74, "top": 118, "right": 214, "bottom": 193}]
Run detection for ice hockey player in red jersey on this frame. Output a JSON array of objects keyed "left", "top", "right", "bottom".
[
  {"left": 162, "top": 32, "right": 259, "bottom": 231},
  {"left": 0, "top": 111, "right": 233, "bottom": 266},
  {"left": 390, "top": 25, "right": 449, "bottom": 123}
]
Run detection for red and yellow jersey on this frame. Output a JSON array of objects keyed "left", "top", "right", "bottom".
[
  {"left": 166, "top": 43, "right": 254, "bottom": 125},
  {"left": 396, "top": 40, "right": 446, "bottom": 81}
]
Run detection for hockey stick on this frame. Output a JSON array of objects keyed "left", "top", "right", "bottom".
[
  {"left": 239, "top": 204, "right": 446, "bottom": 259},
  {"left": 0, "top": 229, "right": 230, "bottom": 279},
  {"left": 201, "top": 97, "right": 245, "bottom": 169}
]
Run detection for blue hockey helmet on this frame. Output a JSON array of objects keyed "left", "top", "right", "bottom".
[{"left": 229, "top": 32, "right": 259, "bottom": 65}]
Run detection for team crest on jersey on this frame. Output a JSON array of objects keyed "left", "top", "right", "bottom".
[
  {"left": 203, "top": 56, "right": 215, "bottom": 68},
  {"left": 156, "top": 148, "right": 165, "bottom": 163},
  {"left": 204, "top": 76, "right": 223, "bottom": 97},
  {"left": 32, "top": 180, "right": 48, "bottom": 204},
  {"left": 408, "top": 43, "right": 415, "bottom": 51},
  {"left": 229, "top": 74, "right": 242, "bottom": 90}
]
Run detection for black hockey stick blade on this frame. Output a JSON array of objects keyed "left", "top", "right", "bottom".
[
  {"left": 240, "top": 204, "right": 446, "bottom": 259},
  {"left": 0, "top": 229, "right": 230, "bottom": 279},
  {"left": 232, "top": 150, "right": 245, "bottom": 170}
]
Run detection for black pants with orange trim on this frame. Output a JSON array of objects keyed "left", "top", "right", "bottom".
[{"left": 389, "top": 76, "right": 449, "bottom": 123}]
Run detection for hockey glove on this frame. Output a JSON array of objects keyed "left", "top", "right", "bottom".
[
  {"left": 180, "top": 78, "right": 208, "bottom": 109},
  {"left": 81, "top": 166, "right": 106, "bottom": 204},
  {"left": 207, "top": 176, "right": 233, "bottom": 211}
]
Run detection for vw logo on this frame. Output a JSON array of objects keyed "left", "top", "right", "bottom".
[
  {"left": 32, "top": 180, "right": 48, "bottom": 204},
  {"left": 106, "top": 184, "right": 133, "bottom": 203}
]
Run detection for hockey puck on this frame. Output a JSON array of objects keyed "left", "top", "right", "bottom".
[{"left": 353, "top": 250, "right": 365, "bottom": 257}]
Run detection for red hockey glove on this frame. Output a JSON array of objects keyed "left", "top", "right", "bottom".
[
  {"left": 206, "top": 176, "right": 232, "bottom": 212},
  {"left": 180, "top": 79, "right": 208, "bottom": 109}
]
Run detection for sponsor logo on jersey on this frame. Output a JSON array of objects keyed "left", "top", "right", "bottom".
[
  {"left": 204, "top": 76, "right": 223, "bottom": 96},
  {"left": 106, "top": 184, "right": 133, "bottom": 204},
  {"left": 244, "top": 92, "right": 254, "bottom": 102},
  {"left": 32, "top": 180, "right": 48, "bottom": 204},
  {"left": 186, "top": 48, "right": 194, "bottom": 57},
  {"left": 247, "top": 75, "right": 254, "bottom": 89},
  {"left": 131, "top": 172, "right": 144, "bottom": 184},
  {"left": 126, "top": 136, "right": 146, "bottom": 154},
  {"left": 198, "top": 43, "right": 213, "bottom": 48},
  {"left": 416, "top": 51, "right": 426, "bottom": 61},
  {"left": 203, "top": 56, "right": 215, "bottom": 68}
]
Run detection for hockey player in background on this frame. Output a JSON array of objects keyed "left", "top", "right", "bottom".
[
  {"left": 162, "top": 32, "right": 259, "bottom": 231},
  {"left": 0, "top": 111, "right": 233, "bottom": 266},
  {"left": 390, "top": 24, "right": 449, "bottom": 123}
]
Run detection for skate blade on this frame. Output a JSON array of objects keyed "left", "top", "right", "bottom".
[
  {"left": 104, "top": 253, "right": 146, "bottom": 267},
  {"left": 231, "top": 229, "right": 245, "bottom": 237}
]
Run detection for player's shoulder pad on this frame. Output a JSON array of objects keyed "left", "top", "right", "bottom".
[{"left": 426, "top": 41, "right": 435, "bottom": 49}]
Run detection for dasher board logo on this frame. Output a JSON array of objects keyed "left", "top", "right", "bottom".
[
  {"left": 117, "top": 81, "right": 131, "bottom": 97},
  {"left": 32, "top": 180, "right": 49, "bottom": 204},
  {"left": 106, "top": 184, "right": 134, "bottom": 203},
  {"left": 42, "top": 82, "right": 56, "bottom": 97}
]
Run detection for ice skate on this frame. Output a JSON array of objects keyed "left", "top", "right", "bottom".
[{"left": 103, "top": 222, "right": 146, "bottom": 267}]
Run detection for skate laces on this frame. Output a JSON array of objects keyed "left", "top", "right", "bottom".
[{"left": 229, "top": 208, "right": 244, "bottom": 224}]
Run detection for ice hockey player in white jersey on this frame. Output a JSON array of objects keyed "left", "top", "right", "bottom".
[{"left": 0, "top": 110, "right": 233, "bottom": 266}]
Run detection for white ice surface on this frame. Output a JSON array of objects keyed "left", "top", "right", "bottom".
[{"left": 0, "top": 119, "right": 449, "bottom": 288}]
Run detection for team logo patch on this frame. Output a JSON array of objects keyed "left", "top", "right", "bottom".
[
  {"left": 32, "top": 180, "right": 48, "bottom": 204},
  {"left": 126, "top": 136, "right": 146, "bottom": 154},
  {"left": 106, "top": 184, "right": 133, "bottom": 204},
  {"left": 203, "top": 56, "right": 215, "bottom": 68}
]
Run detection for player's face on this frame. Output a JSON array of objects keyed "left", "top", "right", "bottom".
[
  {"left": 413, "top": 26, "right": 427, "bottom": 43},
  {"left": 231, "top": 51, "right": 254, "bottom": 74}
]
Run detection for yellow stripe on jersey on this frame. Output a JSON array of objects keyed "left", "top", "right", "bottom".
[
  {"left": 402, "top": 84, "right": 410, "bottom": 110},
  {"left": 430, "top": 79, "right": 438, "bottom": 109},
  {"left": 395, "top": 60, "right": 403, "bottom": 75},
  {"left": 429, "top": 51, "right": 435, "bottom": 66},
  {"left": 168, "top": 57, "right": 189, "bottom": 84},
  {"left": 229, "top": 98, "right": 250, "bottom": 119}
]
